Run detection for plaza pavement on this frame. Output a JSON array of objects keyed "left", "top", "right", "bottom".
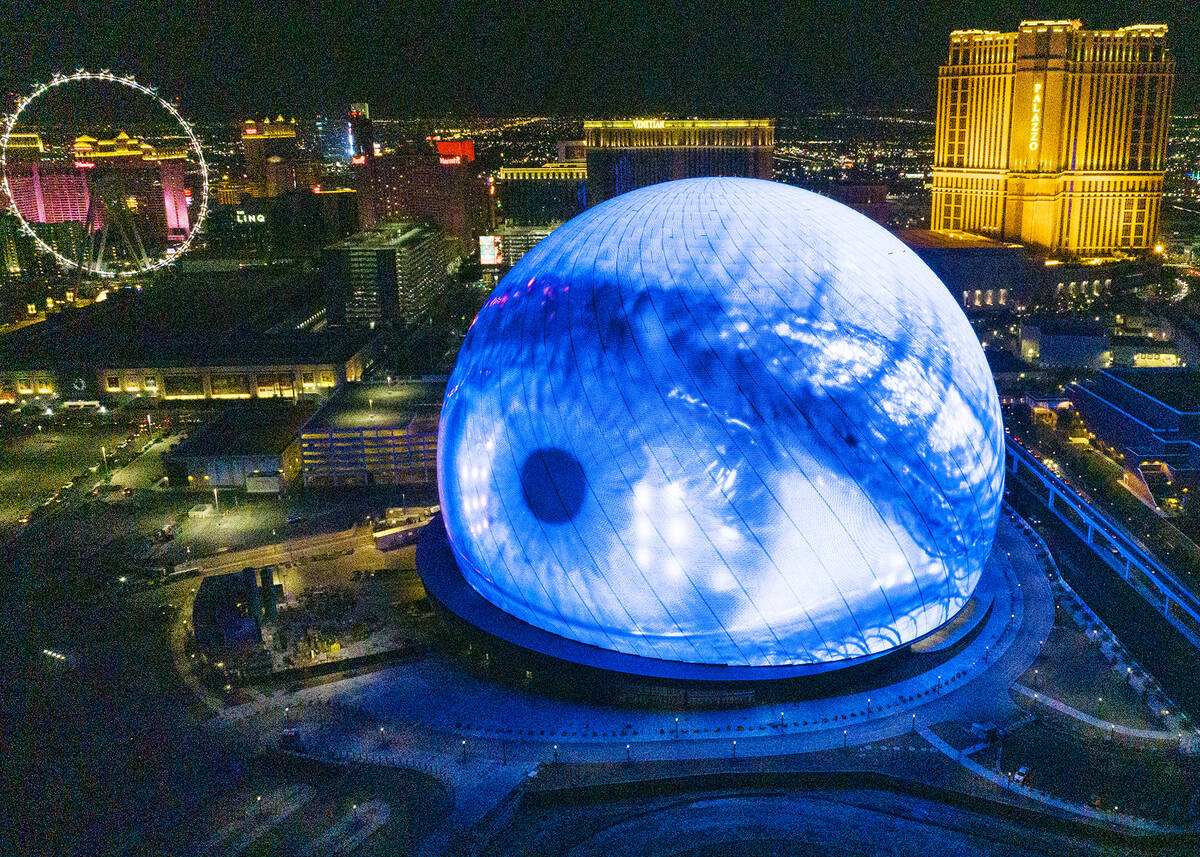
[{"left": 213, "top": 510, "right": 1062, "bottom": 849}]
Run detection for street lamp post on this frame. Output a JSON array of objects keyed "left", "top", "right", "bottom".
[{"left": 213, "top": 487, "right": 219, "bottom": 514}]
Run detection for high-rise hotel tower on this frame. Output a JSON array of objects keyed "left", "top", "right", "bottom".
[
  {"left": 584, "top": 120, "right": 774, "bottom": 207},
  {"left": 932, "top": 20, "right": 1173, "bottom": 256}
]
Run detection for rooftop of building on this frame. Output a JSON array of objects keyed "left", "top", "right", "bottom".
[
  {"left": 1021, "top": 317, "right": 1108, "bottom": 337},
  {"left": 167, "top": 402, "right": 316, "bottom": 459},
  {"left": 1103, "top": 368, "right": 1200, "bottom": 413},
  {"left": 951, "top": 21, "right": 1166, "bottom": 38},
  {"left": 302, "top": 380, "right": 445, "bottom": 432},
  {"left": 0, "top": 269, "right": 371, "bottom": 370},
  {"left": 496, "top": 162, "right": 588, "bottom": 179},
  {"left": 326, "top": 222, "right": 437, "bottom": 252},
  {"left": 583, "top": 119, "right": 775, "bottom": 129},
  {"left": 241, "top": 117, "right": 297, "bottom": 139},
  {"left": 984, "top": 347, "right": 1031, "bottom": 375},
  {"left": 896, "top": 229, "right": 1022, "bottom": 250}
]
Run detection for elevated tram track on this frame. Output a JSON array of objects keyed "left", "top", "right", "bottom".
[{"left": 1005, "top": 437, "right": 1200, "bottom": 650}]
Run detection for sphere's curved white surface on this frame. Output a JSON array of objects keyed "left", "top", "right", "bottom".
[{"left": 439, "top": 177, "right": 1004, "bottom": 667}]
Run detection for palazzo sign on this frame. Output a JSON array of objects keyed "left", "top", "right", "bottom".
[{"left": 1029, "top": 82, "right": 1043, "bottom": 151}]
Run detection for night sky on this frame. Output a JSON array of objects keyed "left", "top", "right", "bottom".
[{"left": 2, "top": 0, "right": 1196, "bottom": 118}]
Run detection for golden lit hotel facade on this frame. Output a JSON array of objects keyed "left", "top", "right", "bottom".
[{"left": 932, "top": 20, "right": 1173, "bottom": 256}]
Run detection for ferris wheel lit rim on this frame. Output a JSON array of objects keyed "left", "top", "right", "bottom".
[{"left": 0, "top": 70, "right": 210, "bottom": 278}]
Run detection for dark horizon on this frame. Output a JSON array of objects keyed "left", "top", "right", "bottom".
[{"left": 3, "top": 1, "right": 1197, "bottom": 121}]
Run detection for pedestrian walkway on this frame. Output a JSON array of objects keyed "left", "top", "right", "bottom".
[
  {"left": 278, "top": 513, "right": 1049, "bottom": 756},
  {"left": 216, "top": 511, "right": 1053, "bottom": 768},
  {"left": 918, "top": 726, "right": 1179, "bottom": 834},
  {"left": 1013, "top": 684, "right": 1198, "bottom": 747},
  {"left": 300, "top": 799, "right": 389, "bottom": 857},
  {"left": 198, "top": 783, "right": 315, "bottom": 856}
]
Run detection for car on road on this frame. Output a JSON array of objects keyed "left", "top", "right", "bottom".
[
  {"left": 123, "top": 487, "right": 135, "bottom": 496},
  {"left": 1014, "top": 766, "right": 1028, "bottom": 784}
]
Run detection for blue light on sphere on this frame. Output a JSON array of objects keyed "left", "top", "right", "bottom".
[{"left": 438, "top": 177, "right": 1004, "bottom": 668}]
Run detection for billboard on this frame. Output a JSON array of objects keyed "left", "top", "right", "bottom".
[
  {"left": 479, "top": 235, "right": 503, "bottom": 266},
  {"left": 435, "top": 140, "right": 475, "bottom": 163}
]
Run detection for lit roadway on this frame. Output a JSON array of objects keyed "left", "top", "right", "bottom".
[{"left": 180, "top": 524, "right": 370, "bottom": 574}]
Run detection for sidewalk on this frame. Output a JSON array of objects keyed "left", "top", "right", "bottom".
[
  {"left": 1013, "top": 684, "right": 1199, "bottom": 748},
  {"left": 919, "top": 726, "right": 1181, "bottom": 834}
]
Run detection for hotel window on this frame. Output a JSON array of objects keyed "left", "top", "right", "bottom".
[
  {"left": 144, "top": 376, "right": 157, "bottom": 390},
  {"left": 107, "top": 376, "right": 120, "bottom": 391}
]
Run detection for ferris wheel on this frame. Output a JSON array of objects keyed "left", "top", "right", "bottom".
[{"left": 0, "top": 70, "right": 210, "bottom": 278}]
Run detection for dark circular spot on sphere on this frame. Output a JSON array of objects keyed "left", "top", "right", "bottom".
[{"left": 521, "top": 448, "right": 587, "bottom": 523}]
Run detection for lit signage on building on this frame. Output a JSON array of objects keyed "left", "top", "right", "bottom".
[
  {"left": 632, "top": 119, "right": 666, "bottom": 130},
  {"left": 439, "top": 155, "right": 462, "bottom": 166},
  {"left": 236, "top": 210, "right": 266, "bottom": 224},
  {"left": 479, "top": 235, "right": 503, "bottom": 266},
  {"left": 1029, "top": 82, "right": 1043, "bottom": 151},
  {"left": 351, "top": 154, "right": 366, "bottom": 165}
]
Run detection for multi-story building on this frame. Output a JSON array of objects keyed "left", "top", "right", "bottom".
[
  {"left": 7, "top": 131, "right": 191, "bottom": 245},
  {"left": 241, "top": 117, "right": 321, "bottom": 198},
  {"left": 932, "top": 20, "right": 1174, "bottom": 256},
  {"left": 6, "top": 164, "right": 90, "bottom": 224},
  {"left": 583, "top": 119, "right": 774, "bottom": 206},
  {"left": 73, "top": 132, "right": 191, "bottom": 242},
  {"left": 347, "top": 103, "right": 375, "bottom": 161},
  {"left": 298, "top": 381, "right": 443, "bottom": 487},
  {"left": 494, "top": 162, "right": 588, "bottom": 226},
  {"left": 0, "top": 336, "right": 372, "bottom": 406},
  {"left": 322, "top": 223, "right": 447, "bottom": 327},
  {"left": 0, "top": 269, "right": 375, "bottom": 405},
  {"left": 351, "top": 146, "right": 489, "bottom": 249},
  {"left": 1070, "top": 369, "right": 1200, "bottom": 510},
  {"left": 496, "top": 223, "right": 557, "bottom": 268}
]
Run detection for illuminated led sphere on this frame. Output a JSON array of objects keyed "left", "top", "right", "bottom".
[{"left": 439, "top": 177, "right": 1004, "bottom": 669}]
